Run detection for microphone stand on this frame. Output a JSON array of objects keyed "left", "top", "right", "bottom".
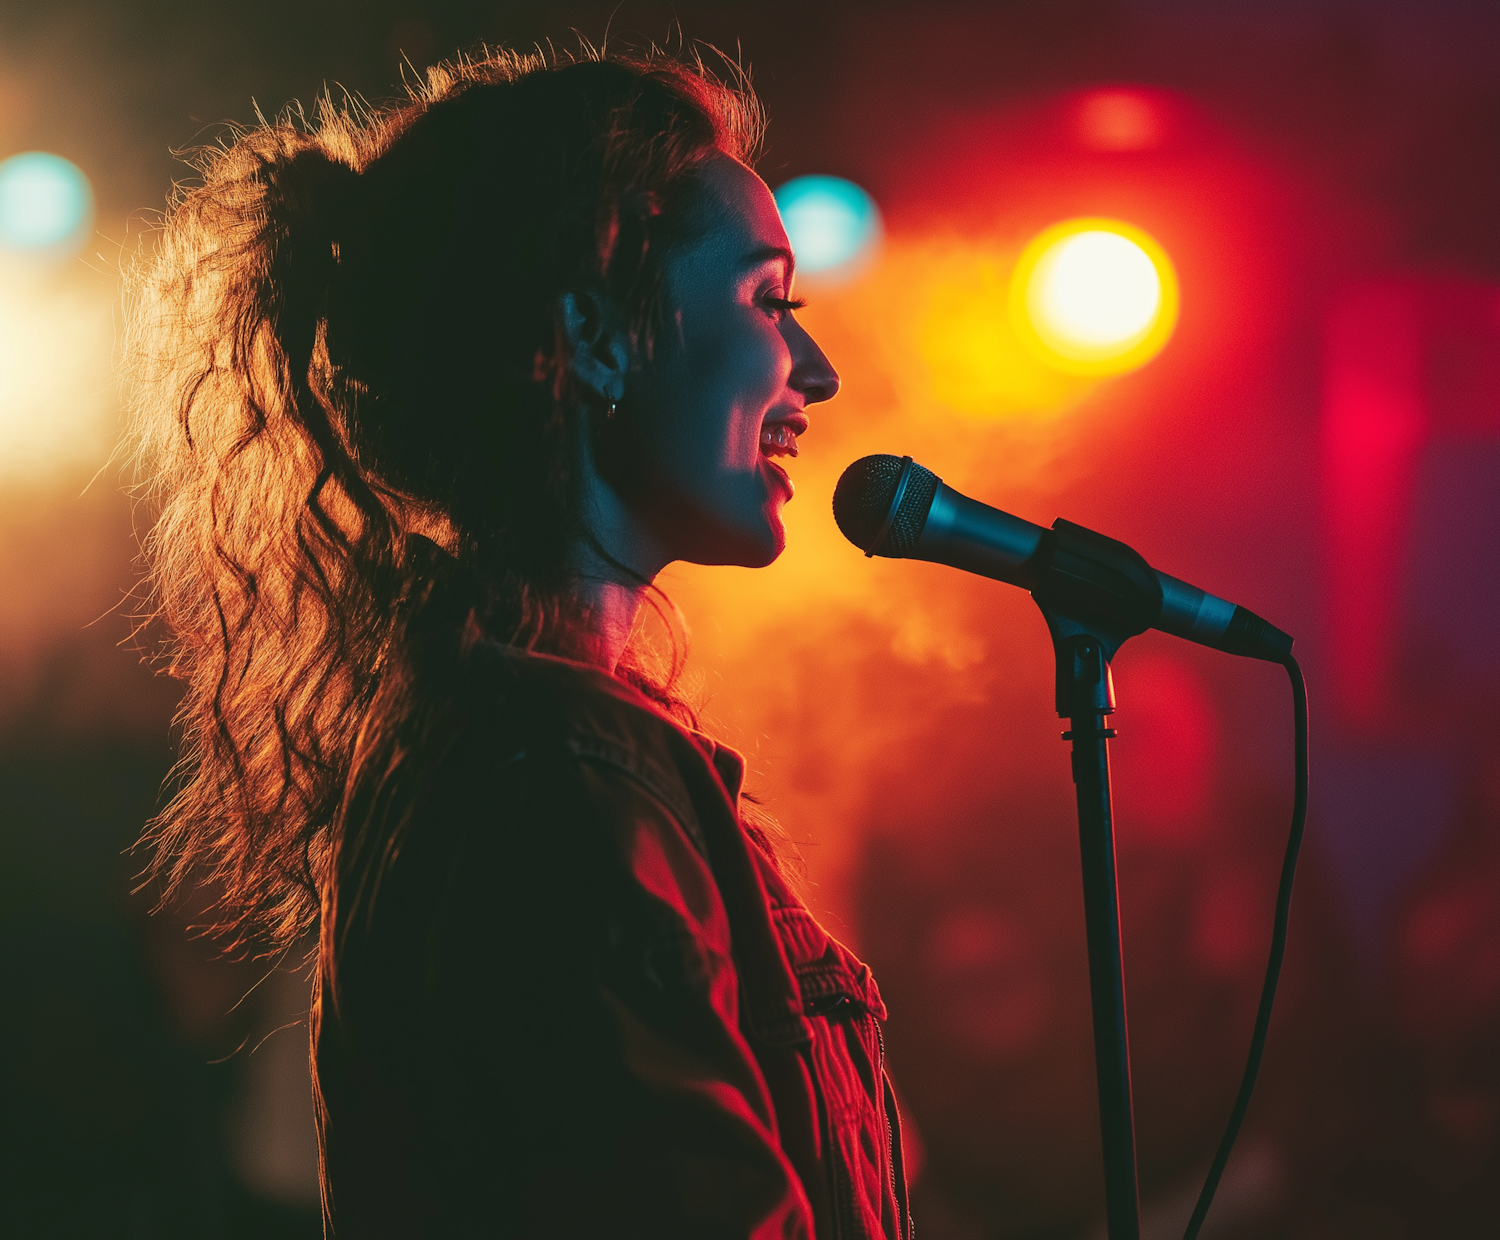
[
  {"left": 1022, "top": 517, "right": 1291, "bottom": 1240},
  {"left": 1044, "top": 614, "right": 1140, "bottom": 1240},
  {"left": 1028, "top": 516, "right": 1166, "bottom": 1240}
]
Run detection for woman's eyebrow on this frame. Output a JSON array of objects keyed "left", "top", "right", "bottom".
[{"left": 739, "top": 244, "right": 795, "bottom": 275}]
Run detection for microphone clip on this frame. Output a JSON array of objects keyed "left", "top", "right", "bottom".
[{"left": 1031, "top": 519, "right": 1164, "bottom": 717}]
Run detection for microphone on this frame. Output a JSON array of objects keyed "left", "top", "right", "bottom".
[{"left": 832, "top": 454, "right": 1292, "bottom": 662}]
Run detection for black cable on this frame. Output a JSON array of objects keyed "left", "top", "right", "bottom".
[{"left": 1182, "top": 655, "right": 1309, "bottom": 1240}]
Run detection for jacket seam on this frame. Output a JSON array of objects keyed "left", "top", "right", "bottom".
[{"left": 562, "top": 733, "right": 711, "bottom": 860}]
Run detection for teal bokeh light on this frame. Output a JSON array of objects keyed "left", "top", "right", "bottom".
[
  {"left": 774, "top": 175, "right": 881, "bottom": 276},
  {"left": 0, "top": 152, "right": 94, "bottom": 255}
]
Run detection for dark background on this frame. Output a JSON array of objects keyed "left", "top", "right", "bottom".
[{"left": 2, "top": 2, "right": 1498, "bottom": 1236}]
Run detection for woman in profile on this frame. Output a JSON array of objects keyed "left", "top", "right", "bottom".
[{"left": 130, "top": 46, "right": 910, "bottom": 1238}]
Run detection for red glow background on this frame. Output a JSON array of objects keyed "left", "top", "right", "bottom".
[{"left": 2, "top": 2, "right": 1498, "bottom": 1236}]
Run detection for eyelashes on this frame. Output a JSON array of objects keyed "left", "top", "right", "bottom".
[{"left": 763, "top": 296, "right": 808, "bottom": 317}]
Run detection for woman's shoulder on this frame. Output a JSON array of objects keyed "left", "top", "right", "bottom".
[
  {"left": 465, "top": 643, "right": 721, "bottom": 823},
  {"left": 470, "top": 641, "right": 678, "bottom": 738},
  {"left": 352, "top": 644, "right": 725, "bottom": 944}
]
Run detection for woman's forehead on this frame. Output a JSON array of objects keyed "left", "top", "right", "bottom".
[{"left": 693, "top": 155, "right": 789, "bottom": 254}]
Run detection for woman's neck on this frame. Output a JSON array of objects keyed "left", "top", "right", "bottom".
[
  {"left": 570, "top": 424, "right": 672, "bottom": 674},
  {"left": 572, "top": 569, "right": 647, "bottom": 673}
]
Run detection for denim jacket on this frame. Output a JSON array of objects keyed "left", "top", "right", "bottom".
[{"left": 317, "top": 644, "right": 912, "bottom": 1239}]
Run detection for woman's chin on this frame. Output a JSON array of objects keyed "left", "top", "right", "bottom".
[
  {"left": 742, "top": 504, "right": 788, "bottom": 566},
  {"left": 740, "top": 527, "right": 785, "bottom": 568},
  {"left": 716, "top": 528, "right": 785, "bottom": 569},
  {"left": 684, "top": 510, "right": 785, "bottom": 568}
]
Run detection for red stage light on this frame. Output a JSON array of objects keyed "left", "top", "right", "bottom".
[{"left": 1074, "top": 90, "right": 1165, "bottom": 153}]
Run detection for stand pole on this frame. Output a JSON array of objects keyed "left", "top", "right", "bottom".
[{"left": 1055, "top": 631, "right": 1140, "bottom": 1240}]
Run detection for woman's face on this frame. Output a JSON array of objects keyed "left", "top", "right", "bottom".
[{"left": 611, "top": 156, "right": 840, "bottom": 569}]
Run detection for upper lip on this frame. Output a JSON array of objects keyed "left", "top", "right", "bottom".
[{"left": 762, "top": 410, "right": 809, "bottom": 436}]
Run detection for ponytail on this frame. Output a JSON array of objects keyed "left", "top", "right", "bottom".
[
  {"left": 130, "top": 117, "right": 409, "bottom": 950},
  {"left": 259, "top": 144, "right": 360, "bottom": 399}
]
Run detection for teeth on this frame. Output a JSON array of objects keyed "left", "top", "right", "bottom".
[{"left": 760, "top": 424, "right": 799, "bottom": 457}]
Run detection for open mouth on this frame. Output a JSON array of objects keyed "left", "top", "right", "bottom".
[{"left": 760, "top": 423, "right": 799, "bottom": 459}]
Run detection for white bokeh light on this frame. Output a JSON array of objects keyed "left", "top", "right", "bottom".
[{"left": 1031, "top": 230, "right": 1161, "bottom": 350}]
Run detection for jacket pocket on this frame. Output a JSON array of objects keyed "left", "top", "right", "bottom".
[{"left": 773, "top": 906, "right": 903, "bottom": 1240}]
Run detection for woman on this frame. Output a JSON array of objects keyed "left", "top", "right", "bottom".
[{"left": 130, "top": 47, "right": 909, "bottom": 1238}]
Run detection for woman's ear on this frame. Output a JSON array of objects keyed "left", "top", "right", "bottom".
[{"left": 557, "top": 290, "right": 631, "bottom": 403}]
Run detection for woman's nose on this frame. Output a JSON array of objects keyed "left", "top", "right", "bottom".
[{"left": 786, "top": 317, "right": 840, "bottom": 405}]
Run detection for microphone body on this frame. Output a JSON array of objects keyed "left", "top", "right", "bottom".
[
  {"left": 914, "top": 482, "right": 1042, "bottom": 588},
  {"left": 834, "top": 455, "right": 1292, "bottom": 663}
]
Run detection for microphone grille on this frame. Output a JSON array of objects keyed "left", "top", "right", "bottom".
[{"left": 832, "top": 454, "right": 941, "bottom": 557}]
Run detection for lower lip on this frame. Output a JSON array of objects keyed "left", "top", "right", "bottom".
[{"left": 761, "top": 453, "right": 795, "bottom": 496}]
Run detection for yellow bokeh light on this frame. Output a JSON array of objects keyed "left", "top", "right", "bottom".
[
  {"left": 910, "top": 240, "right": 1095, "bottom": 421},
  {"left": 0, "top": 264, "right": 116, "bottom": 481},
  {"left": 1010, "top": 217, "right": 1178, "bottom": 376}
]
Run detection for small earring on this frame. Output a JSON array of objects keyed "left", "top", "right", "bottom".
[{"left": 605, "top": 401, "right": 617, "bottom": 421}]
